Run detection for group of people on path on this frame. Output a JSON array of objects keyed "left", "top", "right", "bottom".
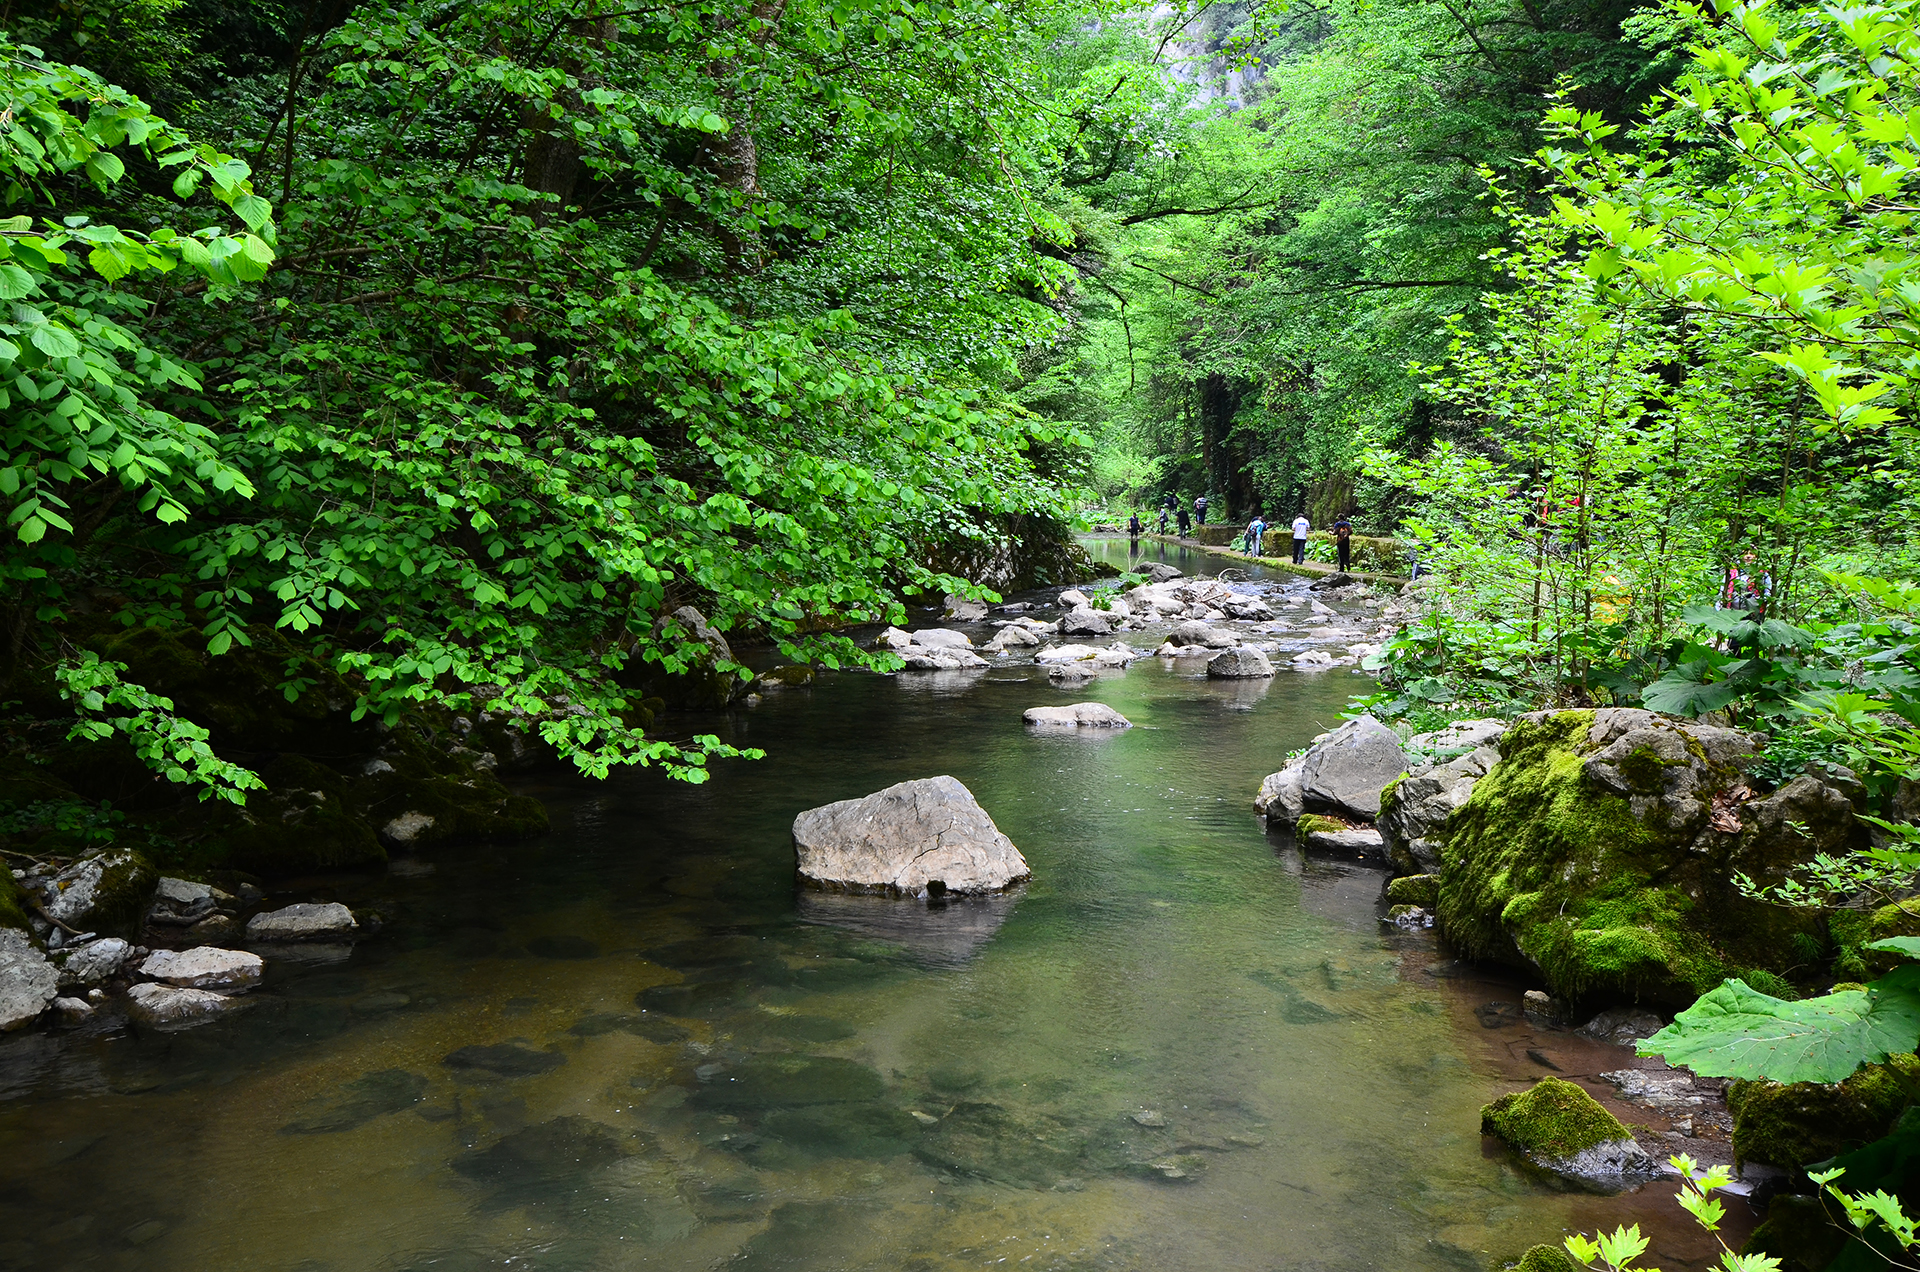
[{"left": 1125, "top": 497, "right": 1357, "bottom": 572}]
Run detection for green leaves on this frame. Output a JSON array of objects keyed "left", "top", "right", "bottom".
[{"left": 1638, "top": 969, "right": 1920, "bottom": 1083}]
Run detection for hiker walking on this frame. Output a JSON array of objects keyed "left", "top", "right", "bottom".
[
  {"left": 1290, "top": 511, "right": 1310, "bottom": 564},
  {"left": 1127, "top": 512, "right": 1143, "bottom": 543},
  {"left": 1333, "top": 514, "right": 1353, "bottom": 572},
  {"left": 1176, "top": 504, "right": 1191, "bottom": 536},
  {"left": 1244, "top": 514, "right": 1266, "bottom": 555},
  {"left": 1194, "top": 494, "right": 1209, "bottom": 526},
  {"left": 1156, "top": 504, "right": 1169, "bottom": 533}
]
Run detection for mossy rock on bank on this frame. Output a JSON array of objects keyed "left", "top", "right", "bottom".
[
  {"left": 0, "top": 871, "right": 31, "bottom": 933},
  {"left": 1295, "top": 814, "right": 1348, "bottom": 838},
  {"left": 1483, "top": 1078, "right": 1631, "bottom": 1160},
  {"left": 1831, "top": 901, "right": 1920, "bottom": 981},
  {"left": 1514, "top": 1244, "right": 1581, "bottom": 1272},
  {"left": 1386, "top": 874, "right": 1438, "bottom": 907},
  {"left": 1727, "top": 1053, "right": 1920, "bottom": 1169},
  {"left": 1437, "top": 709, "right": 1854, "bottom": 1006},
  {"left": 1742, "top": 1194, "right": 1850, "bottom": 1272}
]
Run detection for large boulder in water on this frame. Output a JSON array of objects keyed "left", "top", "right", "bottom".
[
  {"left": 792, "top": 777, "right": 1030, "bottom": 897},
  {"left": 1023, "top": 703, "right": 1131, "bottom": 728},
  {"left": 1206, "top": 648, "right": 1274, "bottom": 679},
  {"left": 1437, "top": 709, "right": 1858, "bottom": 1006},
  {"left": 1297, "top": 716, "right": 1408, "bottom": 820}
]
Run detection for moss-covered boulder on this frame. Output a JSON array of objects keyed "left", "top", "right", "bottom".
[
  {"left": 1438, "top": 709, "right": 1856, "bottom": 1006},
  {"left": 1742, "top": 1194, "right": 1850, "bottom": 1272},
  {"left": 1386, "top": 874, "right": 1438, "bottom": 907},
  {"left": 1514, "top": 1243, "right": 1582, "bottom": 1272},
  {"left": 1481, "top": 1077, "right": 1659, "bottom": 1190},
  {"left": 1727, "top": 1054, "right": 1920, "bottom": 1169},
  {"left": 0, "top": 871, "right": 32, "bottom": 933}
]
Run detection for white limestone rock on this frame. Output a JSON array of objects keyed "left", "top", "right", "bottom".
[{"left": 793, "top": 776, "right": 1030, "bottom": 897}]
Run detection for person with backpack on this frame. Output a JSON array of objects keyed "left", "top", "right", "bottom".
[
  {"left": 1127, "top": 512, "right": 1143, "bottom": 543},
  {"left": 1333, "top": 514, "right": 1353, "bottom": 572},
  {"left": 1194, "top": 494, "right": 1209, "bottom": 526},
  {"left": 1290, "top": 511, "right": 1310, "bottom": 564},
  {"left": 1176, "top": 504, "right": 1191, "bottom": 536},
  {"left": 1157, "top": 504, "right": 1170, "bottom": 534},
  {"left": 1244, "top": 514, "right": 1266, "bottom": 555}
]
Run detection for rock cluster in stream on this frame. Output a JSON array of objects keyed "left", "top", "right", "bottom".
[
  {"left": 0, "top": 853, "right": 363, "bottom": 1032},
  {"left": 878, "top": 566, "right": 1416, "bottom": 688}
]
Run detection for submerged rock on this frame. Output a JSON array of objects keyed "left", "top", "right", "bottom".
[
  {"left": 1023, "top": 703, "right": 1132, "bottom": 728},
  {"left": 1577, "top": 1008, "right": 1665, "bottom": 1048},
  {"left": 0, "top": 930, "right": 57, "bottom": 1030},
  {"left": 792, "top": 776, "right": 1030, "bottom": 897},
  {"left": 443, "top": 1043, "right": 568, "bottom": 1077},
  {"left": 693, "top": 1054, "right": 886, "bottom": 1109},
  {"left": 126, "top": 981, "right": 245, "bottom": 1029},
  {"left": 282, "top": 1069, "right": 429, "bottom": 1134},
  {"left": 452, "top": 1116, "right": 632, "bottom": 1191},
  {"left": 1439, "top": 709, "right": 1845, "bottom": 1005},
  {"left": 1480, "top": 1077, "right": 1658, "bottom": 1190}
]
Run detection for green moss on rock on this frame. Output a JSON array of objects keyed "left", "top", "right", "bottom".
[
  {"left": 1386, "top": 874, "right": 1439, "bottom": 907},
  {"left": 1482, "top": 1077, "right": 1630, "bottom": 1159},
  {"left": 1727, "top": 1053, "right": 1920, "bottom": 1169},
  {"left": 1296, "top": 814, "right": 1347, "bottom": 838},
  {"left": 1437, "top": 709, "right": 1820, "bottom": 1006},
  {"left": 1514, "top": 1243, "right": 1581, "bottom": 1272},
  {"left": 0, "top": 871, "right": 31, "bottom": 933},
  {"left": 1741, "top": 1194, "right": 1849, "bottom": 1272}
]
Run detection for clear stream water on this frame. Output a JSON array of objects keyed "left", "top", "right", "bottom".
[{"left": 0, "top": 539, "right": 1719, "bottom": 1272}]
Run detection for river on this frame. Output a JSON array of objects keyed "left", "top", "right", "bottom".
[{"left": 0, "top": 538, "right": 1724, "bottom": 1271}]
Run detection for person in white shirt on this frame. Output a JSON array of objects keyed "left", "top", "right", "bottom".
[{"left": 1290, "top": 513, "right": 1310, "bottom": 564}]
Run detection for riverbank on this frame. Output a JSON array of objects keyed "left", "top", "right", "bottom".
[{"left": 1121, "top": 532, "right": 1411, "bottom": 585}]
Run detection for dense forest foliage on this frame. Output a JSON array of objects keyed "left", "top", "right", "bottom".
[
  {"left": 0, "top": 0, "right": 1169, "bottom": 797},
  {"left": 1070, "top": 0, "right": 1920, "bottom": 764},
  {"left": 4, "top": 0, "right": 1919, "bottom": 813}
]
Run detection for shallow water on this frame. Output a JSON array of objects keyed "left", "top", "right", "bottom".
[{"left": 0, "top": 539, "right": 1713, "bottom": 1271}]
